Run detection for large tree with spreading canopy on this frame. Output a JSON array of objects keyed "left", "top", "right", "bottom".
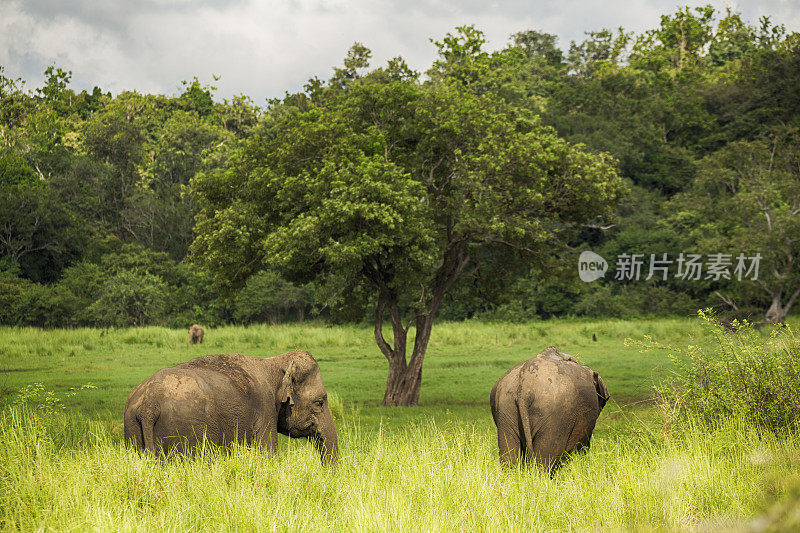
[{"left": 192, "top": 36, "right": 625, "bottom": 406}]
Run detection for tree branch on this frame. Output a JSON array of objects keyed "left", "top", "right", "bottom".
[
  {"left": 714, "top": 291, "right": 738, "bottom": 311},
  {"left": 757, "top": 279, "right": 775, "bottom": 297},
  {"left": 374, "top": 297, "right": 394, "bottom": 361},
  {"left": 785, "top": 285, "right": 800, "bottom": 315}
]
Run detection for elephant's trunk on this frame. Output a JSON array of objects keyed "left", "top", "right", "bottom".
[{"left": 312, "top": 403, "right": 338, "bottom": 464}]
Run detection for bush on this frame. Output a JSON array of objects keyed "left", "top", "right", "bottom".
[
  {"left": 55, "top": 261, "right": 104, "bottom": 326},
  {"left": 475, "top": 276, "right": 581, "bottom": 322},
  {"left": 648, "top": 310, "right": 800, "bottom": 433},
  {"left": 19, "top": 283, "right": 84, "bottom": 328},
  {"left": 575, "top": 282, "right": 700, "bottom": 318},
  {"left": 574, "top": 284, "right": 633, "bottom": 318},
  {"left": 233, "top": 270, "right": 311, "bottom": 325},
  {"left": 162, "top": 262, "right": 228, "bottom": 328},
  {"left": 0, "top": 268, "right": 33, "bottom": 325},
  {"left": 88, "top": 270, "right": 168, "bottom": 327}
]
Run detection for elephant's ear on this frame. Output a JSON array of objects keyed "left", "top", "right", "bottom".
[
  {"left": 593, "top": 371, "right": 610, "bottom": 409},
  {"left": 278, "top": 361, "right": 295, "bottom": 405}
]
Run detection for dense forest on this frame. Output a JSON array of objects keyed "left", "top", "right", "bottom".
[{"left": 1, "top": 5, "right": 798, "bottom": 329}]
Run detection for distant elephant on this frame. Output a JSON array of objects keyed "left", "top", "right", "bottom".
[
  {"left": 188, "top": 324, "right": 204, "bottom": 344},
  {"left": 123, "top": 350, "right": 338, "bottom": 463},
  {"left": 490, "top": 346, "right": 610, "bottom": 472}
]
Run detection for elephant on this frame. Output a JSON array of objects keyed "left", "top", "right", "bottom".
[
  {"left": 188, "top": 324, "right": 204, "bottom": 344},
  {"left": 490, "top": 346, "right": 609, "bottom": 473},
  {"left": 123, "top": 350, "right": 338, "bottom": 463}
]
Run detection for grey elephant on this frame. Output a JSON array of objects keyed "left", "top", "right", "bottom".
[
  {"left": 188, "top": 324, "right": 204, "bottom": 344},
  {"left": 123, "top": 350, "right": 338, "bottom": 463},
  {"left": 490, "top": 346, "right": 609, "bottom": 472}
]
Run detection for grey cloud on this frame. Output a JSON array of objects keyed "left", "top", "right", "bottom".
[{"left": 1, "top": 0, "right": 798, "bottom": 103}]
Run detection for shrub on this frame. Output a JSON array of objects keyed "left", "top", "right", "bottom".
[
  {"left": 648, "top": 310, "right": 800, "bottom": 433},
  {"left": 162, "top": 262, "right": 227, "bottom": 328},
  {"left": 474, "top": 277, "right": 581, "bottom": 322},
  {"left": 88, "top": 270, "right": 168, "bottom": 327},
  {"left": 232, "top": 270, "right": 312, "bottom": 325},
  {"left": 0, "top": 268, "right": 33, "bottom": 325},
  {"left": 574, "top": 284, "right": 633, "bottom": 318},
  {"left": 575, "top": 282, "right": 700, "bottom": 318}
]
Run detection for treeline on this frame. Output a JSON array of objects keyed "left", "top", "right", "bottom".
[{"left": 1, "top": 5, "right": 798, "bottom": 327}]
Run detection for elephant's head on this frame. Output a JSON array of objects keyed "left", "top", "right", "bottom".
[{"left": 276, "top": 351, "right": 338, "bottom": 463}]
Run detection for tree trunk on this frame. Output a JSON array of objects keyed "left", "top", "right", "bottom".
[
  {"left": 765, "top": 294, "right": 788, "bottom": 324},
  {"left": 380, "top": 312, "right": 435, "bottom": 407},
  {"left": 374, "top": 295, "right": 429, "bottom": 407},
  {"left": 369, "top": 242, "right": 470, "bottom": 407},
  {"left": 383, "top": 365, "right": 423, "bottom": 406},
  {"left": 763, "top": 281, "right": 800, "bottom": 325},
  {"left": 382, "top": 355, "right": 415, "bottom": 406}
]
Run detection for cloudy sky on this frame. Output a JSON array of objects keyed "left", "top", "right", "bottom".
[{"left": 1, "top": 0, "right": 799, "bottom": 103}]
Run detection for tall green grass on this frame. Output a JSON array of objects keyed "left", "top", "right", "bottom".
[
  {"left": 1, "top": 404, "right": 797, "bottom": 531},
  {"left": 0, "top": 317, "right": 703, "bottom": 357}
]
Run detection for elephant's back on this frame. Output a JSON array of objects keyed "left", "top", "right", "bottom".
[
  {"left": 128, "top": 356, "right": 256, "bottom": 410},
  {"left": 516, "top": 351, "right": 599, "bottom": 410},
  {"left": 490, "top": 358, "right": 530, "bottom": 407},
  {"left": 177, "top": 354, "right": 258, "bottom": 396}
]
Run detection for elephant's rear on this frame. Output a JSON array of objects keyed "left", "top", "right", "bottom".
[
  {"left": 490, "top": 347, "right": 610, "bottom": 471},
  {"left": 124, "top": 380, "right": 161, "bottom": 452},
  {"left": 124, "top": 365, "right": 247, "bottom": 454},
  {"left": 123, "top": 403, "right": 144, "bottom": 450}
]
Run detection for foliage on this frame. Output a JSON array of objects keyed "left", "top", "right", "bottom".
[
  {"left": 9, "top": 382, "right": 96, "bottom": 414},
  {"left": 666, "top": 127, "right": 800, "bottom": 322},
  {"left": 574, "top": 283, "right": 700, "bottom": 318},
  {"left": 232, "top": 270, "right": 311, "bottom": 325},
  {"left": 650, "top": 310, "right": 800, "bottom": 432},
  {"left": 87, "top": 270, "right": 169, "bottom": 327},
  {"left": 1, "top": 5, "right": 799, "bottom": 329},
  {"left": 193, "top": 44, "right": 625, "bottom": 403}
]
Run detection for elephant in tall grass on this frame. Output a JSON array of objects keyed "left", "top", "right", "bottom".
[
  {"left": 490, "top": 346, "right": 609, "bottom": 472},
  {"left": 124, "top": 350, "right": 338, "bottom": 463}
]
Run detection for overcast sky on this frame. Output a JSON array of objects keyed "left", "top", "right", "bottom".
[{"left": 2, "top": 0, "right": 799, "bottom": 103}]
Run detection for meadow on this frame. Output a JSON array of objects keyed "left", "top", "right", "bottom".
[{"left": 1, "top": 317, "right": 799, "bottom": 531}]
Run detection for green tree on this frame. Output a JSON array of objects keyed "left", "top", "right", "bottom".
[
  {"left": 630, "top": 5, "right": 716, "bottom": 71},
  {"left": 180, "top": 78, "right": 215, "bottom": 118},
  {"left": 567, "top": 28, "right": 631, "bottom": 75},
  {"left": 511, "top": 30, "right": 564, "bottom": 66},
  {"left": 667, "top": 128, "right": 800, "bottom": 323},
  {"left": 232, "top": 270, "right": 307, "bottom": 325},
  {"left": 82, "top": 92, "right": 149, "bottom": 221},
  {"left": 330, "top": 42, "right": 372, "bottom": 88},
  {"left": 193, "top": 71, "right": 625, "bottom": 405},
  {"left": 0, "top": 154, "right": 86, "bottom": 281},
  {"left": 88, "top": 270, "right": 168, "bottom": 327}
]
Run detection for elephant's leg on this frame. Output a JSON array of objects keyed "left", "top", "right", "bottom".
[
  {"left": 531, "top": 429, "right": 571, "bottom": 474},
  {"left": 497, "top": 427, "right": 522, "bottom": 465},
  {"left": 255, "top": 419, "right": 278, "bottom": 454}
]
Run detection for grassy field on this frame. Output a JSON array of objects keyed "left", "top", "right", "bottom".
[{"left": 1, "top": 317, "right": 799, "bottom": 530}]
